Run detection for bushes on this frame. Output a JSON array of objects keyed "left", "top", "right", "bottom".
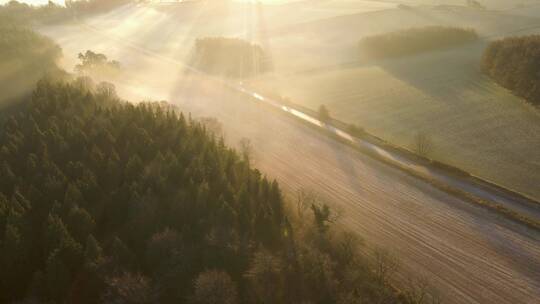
[
  {"left": 482, "top": 35, "right": 540, "bottom": 107},
  {"left": 191, "top": 37, "right": 271, "bottom": 78},
  {"left": 75, "top": 50, "right": 121, "bottom": 79},
  {"left": 359, "top": 26, "right": 478, "bottom": 59}
]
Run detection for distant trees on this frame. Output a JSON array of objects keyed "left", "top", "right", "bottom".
[
  {"left": 466, "top": 0, "right": 486, "bottom": 9},
  {"left": 75, "top": 50, "right": 121, "bottom": 78},
  {"left": 359, "top": 26, "right": 479, "bottom": 59},
  {"left": 482, "top": 35, "right": 540, "bottom": 107},
  {"left": 191, "top": 37, "right": 271, "bottom": 78},
  {"left": 318, "top": 105, "right": 331, "bottom": 123},
  {"left": 66, "top": 0, "right": 133, "bottom": 17},
  {"left": 199, "top": 116, "right": 224, "bottom": 138},
  {"left": 0, "top": 0, "right": 135, "bottom": 25},
  {"left": 414, "top": 132, "right": 433, "bottom": 158},
  {"left": 0, "top": 0, "right": 68, "bottom": 25}
]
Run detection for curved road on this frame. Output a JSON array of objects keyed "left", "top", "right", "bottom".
[{"left": 41, "top": 22, "right": 540, "bottom": 304}]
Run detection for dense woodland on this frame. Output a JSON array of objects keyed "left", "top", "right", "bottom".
[
  {"left": 191, "top": 37, "right": 271, "bottom": 78},
  {"left": 482, "top": 35, "right": 540, "bottom": 107},
  {"left": 359, "top": 26, "right": 478, "bottom": 59},
  {"left": 0, "top": 16, "right": 440, "bottom": 304},
  {"left": 0, "top": 21, "right": 64, "bottom": 108},
  {"left": 0, "top": 78, "right": 414, "bottom": 304}
]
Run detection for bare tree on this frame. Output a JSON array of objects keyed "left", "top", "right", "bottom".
[
  {"left": 296, "top": 189, "right": 342, "bottom": 232},
  {"left": 318, "top": 105, "right": 331, "bottom": 123},
  {"left": 238, "top": 137, "right": 253, "bottom": 163},
  {"left": 414, "top": 132, "right": 433, "bottom": 157},
  {"left": 373, "top": 248, "right": 400, "bottom": 285},
  {"left": 337, "top": 232, "right": 364, "bottom": 266},
  {"left": 296, "top": 188, "right": 317, "bottom": 220},
  {"left": 403, "top": 275, "right": 443, "bottom": 304},
  {"left": 199, "top": 117, "right": 224, "bottom": 139}
]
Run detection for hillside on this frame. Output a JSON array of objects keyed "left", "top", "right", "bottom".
[
  {"left": 0, "top": 21, "right": 63, "bottom": 108},
  {"left": 0, "top": 79, "right": 406, "bottom": 303},
  {"left": 250, "top": 42, "right": 540, "bottom": 200}
]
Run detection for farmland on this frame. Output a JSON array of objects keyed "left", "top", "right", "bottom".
[
  {"left": 249, "top": 4, "right": 540, "bottom": 200},
  {"left": 28, "top": 1, "right": 540, "bottom": 302}
]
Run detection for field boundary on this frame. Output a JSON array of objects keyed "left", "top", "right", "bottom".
[
  {"left": 236, "top": 86, "right": 540, "bottom": 231},
  {"left": 76, "top": 19, "right": 540, "bottom": 231}
]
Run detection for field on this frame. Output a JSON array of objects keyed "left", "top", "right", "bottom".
[
  {"left": 248, "top": 4, "right": 540, "bottom": 200},
  {"left": 40, "top": 1, "right": 540, "bottom": 200},
  {"left": 35, "top": 2, "right": 540, "bottom": 302}
]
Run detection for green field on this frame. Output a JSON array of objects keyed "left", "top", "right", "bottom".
[{"left": 249, "top": 5, "right": 540, "bottom": 200}]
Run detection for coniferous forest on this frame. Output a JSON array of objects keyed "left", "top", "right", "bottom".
[
  {"left": 0, "top": 6, "right": 438, "bottom": 304},
  {"left": 0, "top": 79, "right": 405, "bottom": 303}
]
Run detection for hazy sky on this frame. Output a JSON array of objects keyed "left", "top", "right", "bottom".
[{"left": 0, "top": 0, "right": 65, "bottom": 5}]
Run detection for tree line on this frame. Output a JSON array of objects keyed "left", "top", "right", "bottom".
[
  {"left": 191, "top": 37, "right": 271, "bottom": 78},
  {"left": 0, "top": 0, "right": 134, "bottom": 25},
  {"left": 482, "top": 35, "right": 540, "bottom": 107},
  {"left": 359, "top": 26, "right": 478, "bottom": 59}
]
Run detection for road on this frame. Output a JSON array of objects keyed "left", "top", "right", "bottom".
[
  {"left": 40, "top": 22, "right": 540, "bottom": 304},
  {"left": 242, "top": 88, "right": 540, "bottom": 222}
]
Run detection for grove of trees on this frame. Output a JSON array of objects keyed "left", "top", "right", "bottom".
[
  {"left": 359, "top": 26, "right": 479, "bottom": 59},
  {"left": 482, "top": 35, "right": 540, "bottom": 107},
  {"left": 75, "top": 50, "right": 121, "bottom": 78},
  {"left": 191, "top": 37, "right": 271, "bottom": 78}
]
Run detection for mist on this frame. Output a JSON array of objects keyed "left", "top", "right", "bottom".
[{"left": 1, "top": 1, "right": 540, "bottom": 304}]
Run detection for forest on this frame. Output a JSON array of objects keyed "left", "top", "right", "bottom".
[
  {"left": 482, "top": 35, "right": 540, "bottom": 107},
  {"left": 0, "top": 19, "right": 427, "bottom": 304},
  {"left": 358, "top": 26, "right": 478, "bottom": 59},
  {"left": 0, "top": 78, "right": 412, "bottom": 304},
  {"left": 0, "top": 19, "right": 64, "bottom": 108},
  {"left": 191, "top": 37, "right": 271, "bottom": 78}
]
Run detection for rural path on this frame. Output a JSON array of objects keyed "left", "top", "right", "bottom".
[
  {"left": 237, "top": 86, "right": 540, "bottom": 222},
  {"left": 40, "top": 21, "right": 540, "bottom": 304}
]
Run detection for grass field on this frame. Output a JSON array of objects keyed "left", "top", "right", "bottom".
[
  {"left": 249, "top": 5, "right": 540, "bottom": 200},
  {"left": 41, "top": 1, "right": 540, "bottom": 200}
]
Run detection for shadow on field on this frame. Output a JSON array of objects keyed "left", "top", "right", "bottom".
[{"left": 374, "top": 40, "right": 489, "bottom": 107}]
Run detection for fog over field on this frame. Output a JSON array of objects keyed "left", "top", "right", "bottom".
[
  {"left": 2, "top": 1, "right": 540, "bottom": 303},
  {"left": 38, "top": 0, "right": 540, "bottom": 200}
]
